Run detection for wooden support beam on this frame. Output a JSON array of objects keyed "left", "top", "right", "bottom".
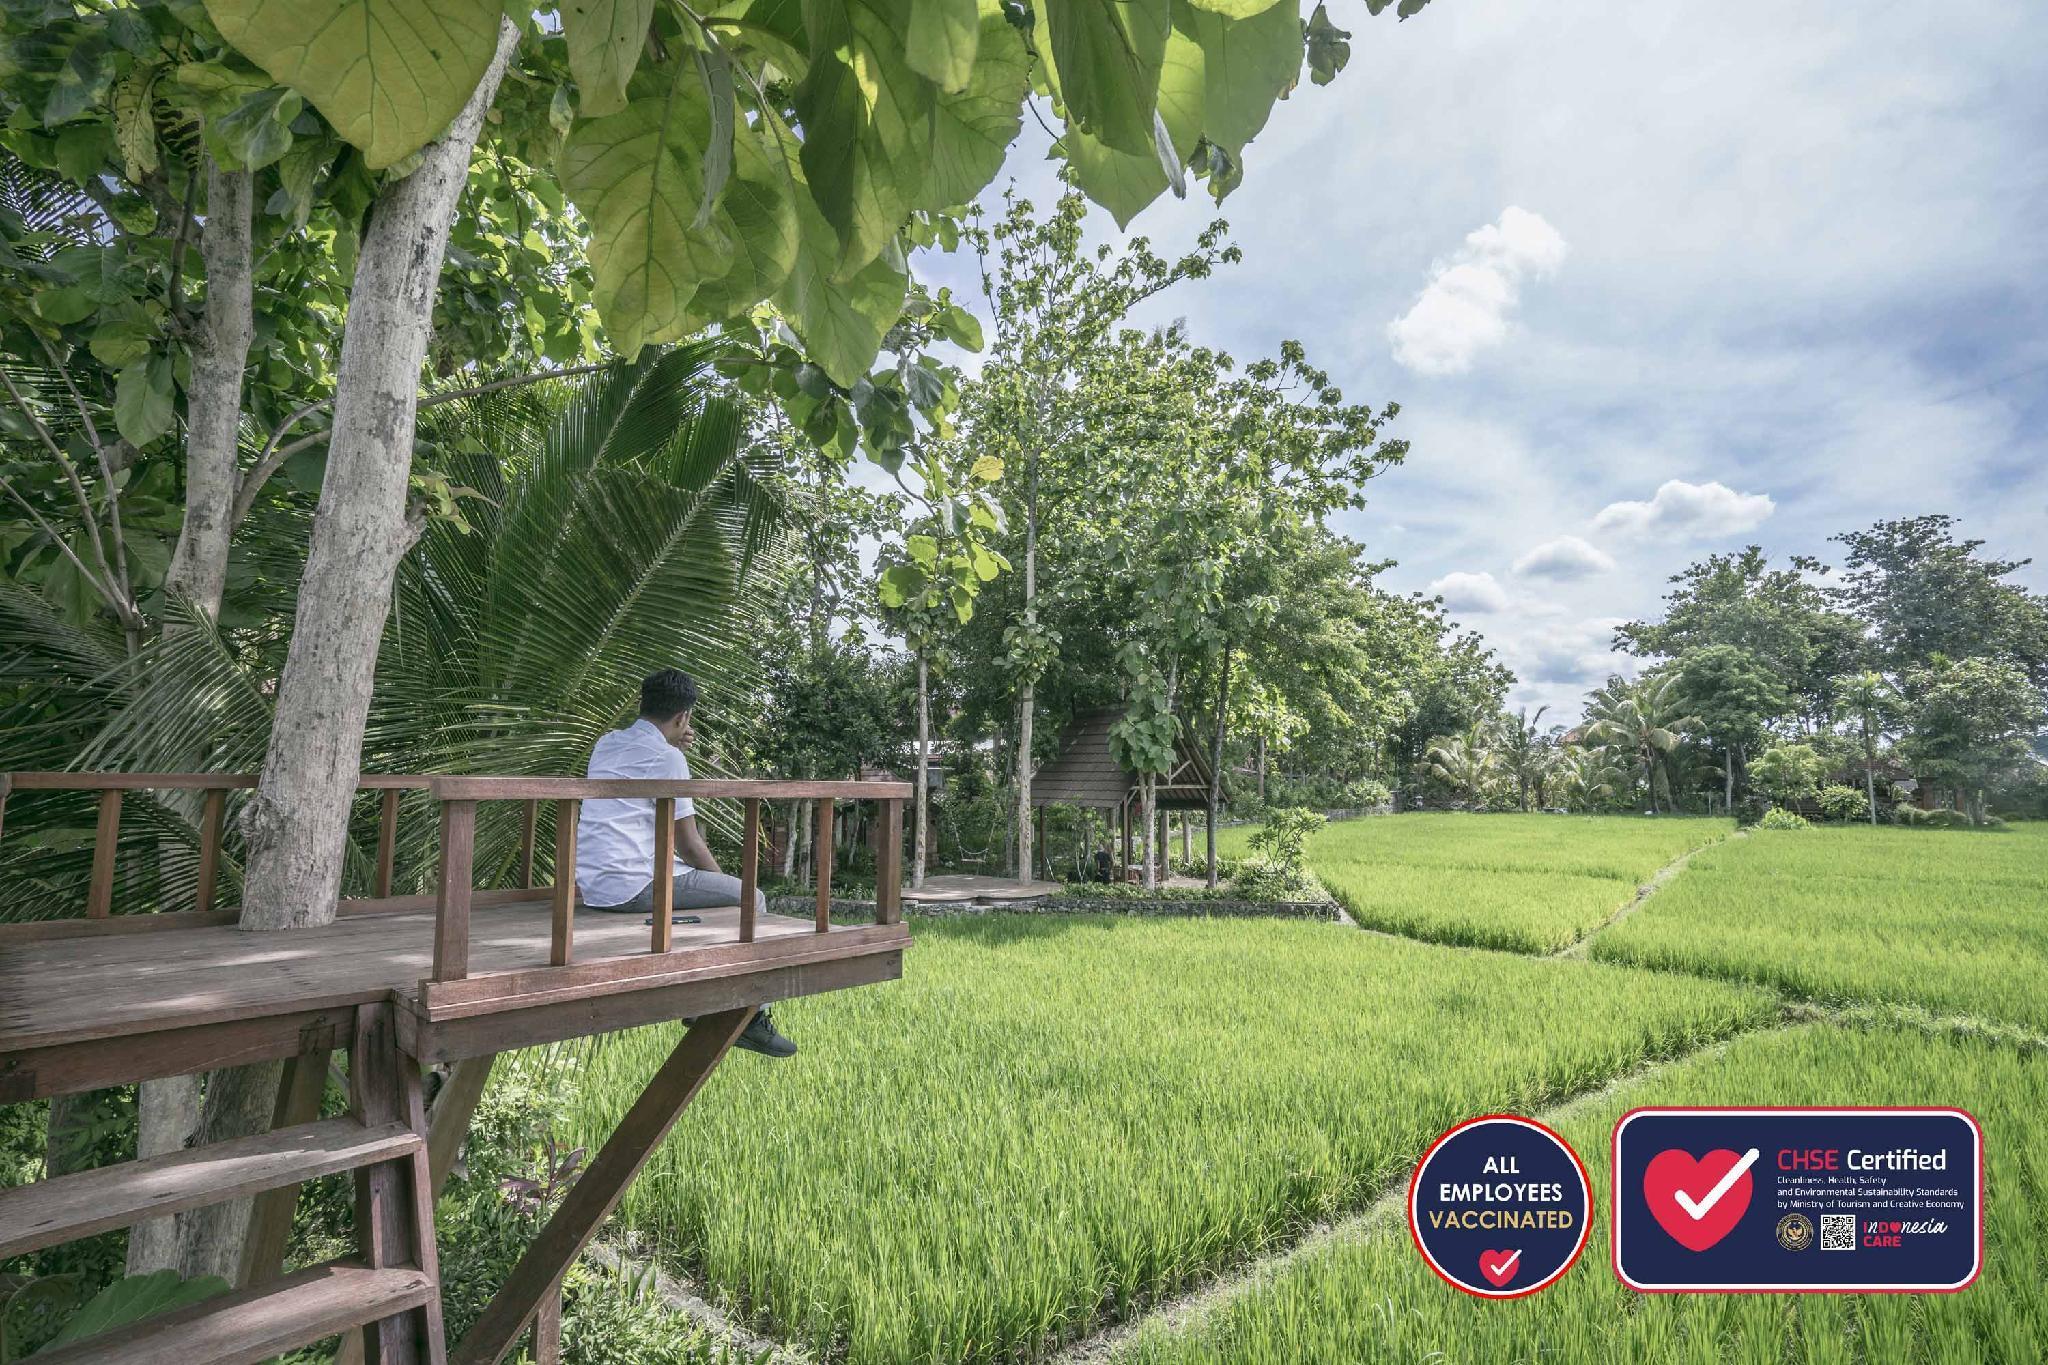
[
  {"left": 518, "top": 800, "right": 538, "bottom": 889},
  {"left": 874, "top": 799, "right": 902, "bottom": 925},
  {"left": 651, "top": 797, "right": 674, "bottom": 954},
  {"left": 195, "top": 787, "right": 227, "bottom": 914},
  {"left": 532, "top": 1283, "right": 562, "bottom": 1365},
  {"left": 349, "top": 1003, "right": 439, "bottom": 1365},
  {"left": 335, "top": 1054, "right": 495, "bottom": 1365},
  {"left": 238, "top": 1045, "right": 336, "bottom": 1290},
  {"left": 1034, "top": 806, "right": 1046, "bottom": 882},
  {"left": 450, "top": 1010, "right": 753, "bottom": 1365},
  {"left": 433, "top": 801, "right": 477, "bottom": 983},
  {"left": 738, "top": 799, "right": 760, "bottom": 943},
  {"left": 87, "top": 788, "right": 121, "bottom": 918},
  {"left": 375, "top": 790, "right": 401, "bottom": 899},
  {"left": 814, "top": 799, "right": 833, "bottom": 933},
  {"left": 550, "top": 802, "right": 577, "bottom": 967}
]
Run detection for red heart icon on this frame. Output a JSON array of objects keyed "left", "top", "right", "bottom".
[
  {"left": 1478, "top": 1248, "right": 1521, "bottom": 1287},
  {"left": 1643, "top": 1148, "right": 1753, "bottom": 1252}
]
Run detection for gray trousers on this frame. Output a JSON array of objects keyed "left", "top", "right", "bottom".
[{"left": 586, "top": 868, "right": 767, "bottom": 916}]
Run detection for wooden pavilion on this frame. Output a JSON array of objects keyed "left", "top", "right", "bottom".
[
  {"left": 0, "top": 769, "right": 909, "bottom": 1363},
  {"left": 1030, "top": 708, "right": 1215, "bottom": 878}
]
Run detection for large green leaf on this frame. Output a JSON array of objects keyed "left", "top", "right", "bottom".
[
  {"left": 562, "top": 0, "right": 655, "bottom": 118},
  {"left": 559, "top": 63, "right": 735, "bottom": 356},
  {"left": 905, "top": 0, "right": 979, "bottom": 91},
  {"left": 202, "top": 0, "right": 504, "bottom": 169},
  {"left": 677, "top": 120, "right": 800, "bottom": 331},
  {"left": 44, "top": 1271, "right": 230, "bottom": 1348},
  {"left": 794, "top": 0, "right": 937, "bottom": 274},
  {"left": 1055, "top": 9, "right": 1200, "bottom": 226},
  {"left": 1181, "top": 0, "right": 1301, "bottom": 156},
  {"left": 772, "top": 133, "right": 907, "bottom": 386},
  {"left": 1035, "top": 0, "right": 1169, "bottom": 155},
  {"left": 1182, "top": 0, "right": 1283, "bottom": 12},
  {"left": 923, "top": 0, "right": 1030, "bottom": 208}
]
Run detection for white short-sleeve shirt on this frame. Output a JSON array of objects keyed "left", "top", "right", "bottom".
[{"left": 576, "top": 718, "right": 697, "bottom": 907}]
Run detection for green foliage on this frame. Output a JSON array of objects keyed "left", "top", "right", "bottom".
[
  {"left": 41, "top": 1269, "right": 229, "bottom": 1352},
  {"left": 556, "top": 916, "right": 1766, "bottom": 1362},
  {"left": 1748, "top": 742, "right": 1827, "bottom": 808},
  {"left": 1756, "top": 806, "right": 1811, "bottom": 830},
  {"left": 1814, "top": 783, "right": 1869, "bottom": 823}
]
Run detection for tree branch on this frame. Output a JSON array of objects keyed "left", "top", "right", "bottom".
[{"left": 0, "top": 362, "right": 120, "bottom": 596}]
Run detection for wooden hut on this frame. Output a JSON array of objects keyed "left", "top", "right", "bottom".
[{"left": 1030, "top": 708, "right": 1215, "bottom": 879}]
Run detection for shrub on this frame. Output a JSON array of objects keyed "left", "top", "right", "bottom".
[
  {"left": 1815, "top": 784, "right": 1870, "bottom": 823},
  {"left": 1751, "top": 744, "right": 1827, "bottom": 809},
  {"left": 1235, "top": 807, "right": 1325, "bottom": 899},
  {"left": 1757, "top": 807, "right": 1811, "bottom": 830}
]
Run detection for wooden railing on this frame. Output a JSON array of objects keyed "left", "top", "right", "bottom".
[
  {"left": 422, "top": 776, "right": 910, "bottom": 985},
  {"left": 0, "top": 772, "right": 436, "bottom": 923}
]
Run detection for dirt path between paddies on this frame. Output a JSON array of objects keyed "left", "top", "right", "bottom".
[{"left": 1552, "top": 828, "right": 1743, "bottom": 960}]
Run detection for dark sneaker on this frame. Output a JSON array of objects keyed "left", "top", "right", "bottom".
[{"left": 735, "top": 1008, "right": 797, "bottom": 1059}]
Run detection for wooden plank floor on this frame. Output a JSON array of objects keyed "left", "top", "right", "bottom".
[{"left": 0, "top": 902, "right": 834, "bottom": 1055}]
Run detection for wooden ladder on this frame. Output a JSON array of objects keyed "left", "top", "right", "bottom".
[{"left": 0, "top": 1003, "right": 446, "bottom": 1364}]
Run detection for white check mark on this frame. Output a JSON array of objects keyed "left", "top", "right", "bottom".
[
  {"left": 1672, "top": 1148, "right": 1760, "bottom": 1221},
  {"left": 1484, "top": 1249, "right": 1521, "bottom": 1276}
]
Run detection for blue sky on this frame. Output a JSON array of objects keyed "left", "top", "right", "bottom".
[{"left": 914, "top": 0, "right": 2048, "bottom": 723}]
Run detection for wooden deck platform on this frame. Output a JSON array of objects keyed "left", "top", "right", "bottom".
[
  {"left": 0, "top": 901, "right": 906, "bottom": 1101},
  {"left": 901, "top": 873, "right": 1062, "bottom": 905}
]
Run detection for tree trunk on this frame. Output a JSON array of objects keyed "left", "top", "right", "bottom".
[
  {"left": 781, "top": 801, "right": 799, "bottom": 877},
  {"left": 125, "top": 1074, "right": 203, "bottom": 1273},
  {"left": 1139, "top": 774, "right": 1156, "bottom": 891},
  {"left": 1014, "top": 449, "right": 1038, "bottom": 885},
  {"left": 1256, "top": 734, "right": 1267, "bottom": 801},
  {"left": 1207, "top": 647, "right": 1230, "bottom": 889},
  {"left": 913, "top": 649, "right": 929, "bottom": 889},
  {"left": 1724, "top": 748, "right": 1734, "bottom": 814},
  {"left": 1864, "top": 724, "right": 1879, "bottom": 826},
  {"left": 174, "top": 20, "right": 522, "bottom": 1280}
]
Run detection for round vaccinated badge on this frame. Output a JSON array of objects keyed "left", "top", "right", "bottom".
[{"left": 1408, "top": 1114, "right": 1593, "bottom": 1298}]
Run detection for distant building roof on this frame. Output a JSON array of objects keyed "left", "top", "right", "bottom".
[{"left": 1031, "top": 707, "right": 1214, "bottom": 810}]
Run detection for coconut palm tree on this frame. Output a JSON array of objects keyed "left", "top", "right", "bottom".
[
  {"left": 1421, "top": 722, "right": 1498, "bottom": 807},
  {"left": 1489, "top": 704, "right": 1551, "bottom": 811},
  {"left": 1584, "top": 673, "right": 1697, "bottom": 814}
]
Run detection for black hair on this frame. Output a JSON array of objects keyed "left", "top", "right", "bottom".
[{"left": 639, "top": 668, "right": 699, "bottom": 721}]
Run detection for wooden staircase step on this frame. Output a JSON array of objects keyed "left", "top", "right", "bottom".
[
  {"left": 0, "top": 1116, "right": 421, "bottom": 1259},
  {"left": 31, "top": 1260, "right": 434, "bottom": 1365}
]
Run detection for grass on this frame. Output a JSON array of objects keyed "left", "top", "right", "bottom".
[
  {"left": 559, "top": 917, "right": 1773, "bottom": 1363},
  {"left": 1234, "top": 814, "right": 1731, "bottom": 953},
  {"left": 1114, "top": 1021, "right": 2048, "bottom": 1365},
  {"left": 1593, "top": 823, "right": 2048, "bottom": 1031}
]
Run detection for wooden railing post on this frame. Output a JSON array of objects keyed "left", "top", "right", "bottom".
[
  {"left": 86, "top": 788, "right": 121, "bottom": 918},
  {"left": 194, "top": 787, "right": 227, "bottom": 914},
  {"left": 651, "top": 796, "right": 674, "bottom": 953},
  {"left": 550, "top": 800, "right": 577, "bottom": 967},
  {"left": 374, "top": 788, "right": 400, "bottom": 898},
  {"left": 0, "top": 772, "right": 11, "bottom": 845},
  {"left": 433, "top": 799, "right": 477, "bottom": 982},
  {"left": 814, "top": 798, "right": 834, "bottom": 933},
  {"left": 875, "top": 798, "right": 903, "bottom": 925},
  {"left": 738, "top": 799, "right": 760, "bottom": 943},
  {"left": 518, "top": 799, "right": 538, "bottom": 889}
]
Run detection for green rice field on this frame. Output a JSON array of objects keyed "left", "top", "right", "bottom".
[
  {"left": 1231, "top": 813, "right": 1730, "bottom": 953},
  {"left": 1593, "top": 823, "right": 2048, "bottom": 1031},
  {"left": 561, "top": 918, "right": 1769, "bottom": 1361},
  {"left": 517, "top": 814, "right": 2042, "bottom": 1363},
  {"left": 1115, "top": 1022, "right": 2048, "bottom": 1365}
]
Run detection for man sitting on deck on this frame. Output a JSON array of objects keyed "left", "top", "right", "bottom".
[{"left": 578, "top": 668, "right": 797, "bottom": 1058}]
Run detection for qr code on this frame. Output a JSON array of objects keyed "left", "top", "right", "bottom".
[{"left": 1821, "top": 1214, "right": 1857, "bottom": 1251}]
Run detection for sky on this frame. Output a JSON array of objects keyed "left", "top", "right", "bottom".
[{"left": 913, "top": 0, "right": 2048, "bottom": 723}]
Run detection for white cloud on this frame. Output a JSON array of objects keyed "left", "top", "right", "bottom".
[
  {"left": 1512, "top": 535, "right": 1616, "bottom": 580},
  {"left": 1591, "top": 479, "right": 1775, "bottom": 538},
  {"left": 1425, "top": 570, "right": 1512, "bottom": 613},
  {"left": 1387, "top": 206, "right": 1569, "bottom": 374}
]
